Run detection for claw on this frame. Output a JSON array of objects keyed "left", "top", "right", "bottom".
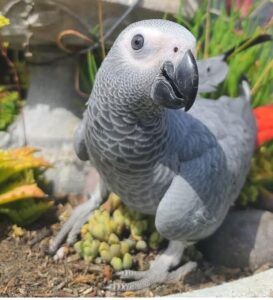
[
  {"left": 166, "top": 261, "right": 197, "bottom": 283},
  {"left": 53, "top": 245, "right": 69, "bottom": 261},
  {"left": 116, "top": 270, "right": 147, "bottom": 280},
  {"left": 48, "top": 185, "right": 107, "bottom": 255},
  {"left": 106, "top": 262, "right": 196, "bottom": 291},
  {"left": 105, "top": 241, "right": 195, "bottom": 291},
  {"left": 106, "top": 272, "right": 166, "bottom": 291},
  {"left": 106, "top": 283, "right": 124, "bottom": 292}
]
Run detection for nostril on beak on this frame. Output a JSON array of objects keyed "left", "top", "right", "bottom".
[{"left": 173, "top": 47, "right": 179, "bottom": 53}]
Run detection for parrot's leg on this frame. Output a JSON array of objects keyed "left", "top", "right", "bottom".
[
  {"left": 107, "top": 241, "right": 197, "bottom": 291},
  {"left": 49, "top": 181, "right": 109, "bottom": 258}
]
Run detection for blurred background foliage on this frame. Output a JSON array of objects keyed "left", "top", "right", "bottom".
[
  {"left": 240, "top": 141, "right": 273, "bottom": 206},
  {"left": 0, "top": 16, "right": 51, "bottom": 225},
  {"left": 175, "top": 0, "right": 273, "bottom": 107},
  {"left": 0, "top": 147, "right": 53, "bottom": 225},
  {"left": 0, "top": 87, "right": 20, "bottom": 130}
]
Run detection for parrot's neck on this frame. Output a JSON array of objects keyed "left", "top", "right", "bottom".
[
  {"left": 86, "top": 94, "right": 209, "bottom": 165},
  {"left": 86, "top": 95, "right": 174, "bottom": 165},
  {"left": 87, "top": 95, "right": 169, "bottom": 136},
  {"left": 90, "top": 58, "right": 163, "bottom": 120}
]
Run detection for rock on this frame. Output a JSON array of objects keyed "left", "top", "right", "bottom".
[
  {"left": 199, "top": 209, "right": 273, "bottom": 270},
  {"left": 256, "top": 192, "right": 273, "bottom": 213},
  {"left": 0, "top": 131, "right": 11, "bottom": 148},
  {"left": 7, "top": 105, "right": 80, "bottom": 148},
  {"left": 170, "top": 268, "right": 273, "bottom": 297}
]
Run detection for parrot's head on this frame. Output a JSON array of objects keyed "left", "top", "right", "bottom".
[{"left": 95, "top": 19, "right": 198, "bottom": 114}]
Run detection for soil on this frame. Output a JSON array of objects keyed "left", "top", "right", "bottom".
[{"left": 0, "top": 196, "right": 266, "bottom": 297}]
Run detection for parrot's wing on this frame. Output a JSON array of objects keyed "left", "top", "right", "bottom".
[
  {"left": 156, "top": 83, "right": 255, "bottom": 243},
  {"left": 74, "top": 120, "right": 89, "bottom": 161},
  {"left": 155, "top": 146, "right": 227, "bottom": 242},
  {"left": 197, "top": 55, "right": 228, "bottom": 93}
]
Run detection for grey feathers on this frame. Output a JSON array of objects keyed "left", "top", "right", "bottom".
[
  {"left": 197, "top": 56, "right": 228, "bottom": 93},
  {"left": 74, "top": 118, "right": 89, "bottom": 161},
  {"left": 77, "top": 19, "right": 257, "bottom": 242}
]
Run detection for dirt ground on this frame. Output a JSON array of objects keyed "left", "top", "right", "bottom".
[{"left": 0, "top": 196, "right": 263, "bottom": 297}]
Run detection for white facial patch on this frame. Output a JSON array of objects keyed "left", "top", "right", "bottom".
[{"left": 115, "top": 21, "right": 196, "bottom": 70}]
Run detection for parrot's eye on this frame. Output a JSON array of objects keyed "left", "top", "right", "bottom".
[{"left": 131, "top": 34, "right": 144, "bottom": 50}]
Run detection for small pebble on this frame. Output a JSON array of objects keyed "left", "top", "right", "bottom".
[{"left": 53, "top": 246, "right": 69, "bottom": 261}]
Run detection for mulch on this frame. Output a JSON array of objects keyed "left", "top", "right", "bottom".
[{"left": 0, "top": 196, "right": 263, "bottom": 297}]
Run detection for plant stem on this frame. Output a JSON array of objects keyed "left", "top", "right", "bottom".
[
  {"left": 204, "top": 0, "right": 211, "bottom": 59},
  {"left": 251, "top": 59, "right": 273, "bottom": 95},
  {"left": 228, "top": 20, "right": 272, "bottom": 61},
  {"left": 0, "top": 46, "right": 21, "bottom": 96},
  {"left": 97, "top": 0, "right": 106, "bottom": 59},
  {"left": 0, "top": 45, "right": 28, "bottom": 145}
]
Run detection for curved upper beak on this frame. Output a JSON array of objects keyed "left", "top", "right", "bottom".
[{"left": 151, "top": 50, "right": 199, "bottom": 111}]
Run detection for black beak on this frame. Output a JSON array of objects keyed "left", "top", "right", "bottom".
[{"left": 151, "top": 50, "right": 198, "bottom": 111}]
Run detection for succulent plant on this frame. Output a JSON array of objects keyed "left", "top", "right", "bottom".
[
  {"left": 123, "top": 253, "right": 133, "bottom": 270},
  {"left": 136, "top": 240, "right": 148, "bottom": 252},
  {"left": 75, "top": 193, "right": 164, "bottom": 271},
  {"left": 110, "top": 257, "right": 123, "bottom": 271},
  {"left": 0, "top": 147, "right": 53, "bottom": 225},
  {"left": 238, "top": 141, "right": 273, "bottom": 206}
]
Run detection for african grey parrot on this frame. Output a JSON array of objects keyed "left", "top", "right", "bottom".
[{"left": 49, "top": 19, "right": 257, "bottom": 290}]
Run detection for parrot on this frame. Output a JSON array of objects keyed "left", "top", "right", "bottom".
[{"left": 49, "top": 19, "right": 272, "bottom": 291}]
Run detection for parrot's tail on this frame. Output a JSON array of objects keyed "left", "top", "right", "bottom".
[
  {"left": 240, "top": 78, "right": 251, "bottom": 102},
  {"left": 253, "top": 104, "right": 273, "bottom": 147}
]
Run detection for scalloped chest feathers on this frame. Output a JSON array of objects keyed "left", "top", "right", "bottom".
[{"left": 85, "top": 103, "right": 175, "bottom": 214}]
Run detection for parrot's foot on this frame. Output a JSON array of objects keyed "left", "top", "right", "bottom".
[
  {"left": 49, "top": 199, "right": 95, "bottom": 260},
  {"left": 48, "top": 184, "right": 107, "bottom": 257},
  {"left": 107, "top": 261, "right": 197, "bottom": 291},
  {"left": 107, "top": 240, "right": 197, "bottom": 291}
]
